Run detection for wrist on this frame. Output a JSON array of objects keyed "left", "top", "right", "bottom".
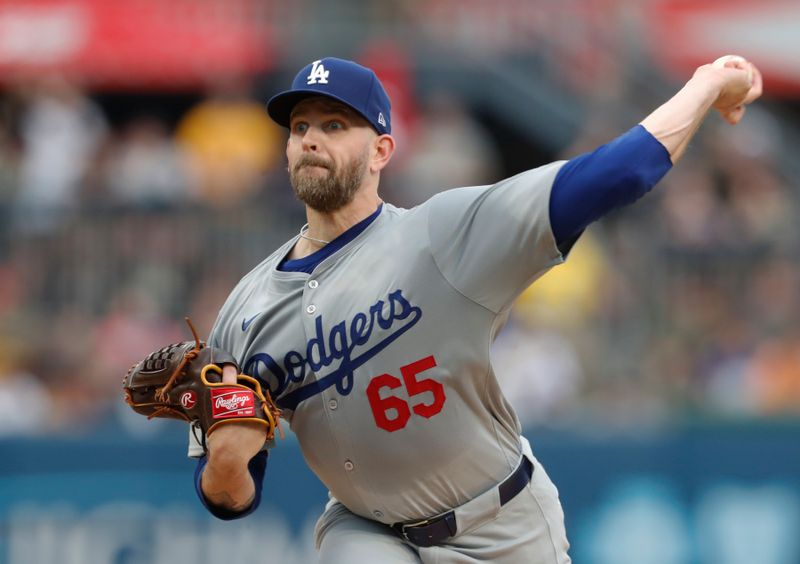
[
  {"left": 207, "top": 442, "right": 254, "bottom": 474},
  {"left": 692, "top": 63, "right": 747, "bottom": 110},
  {"left": 201, "top": 463, "right": 255, "bottom": 511},
  {"left": 686, "top": 71, "right": 726, "bottom": 107}
]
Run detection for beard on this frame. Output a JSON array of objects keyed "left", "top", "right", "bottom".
[{"left": 289, "top": 151, "right": 369, "bottom": 213}]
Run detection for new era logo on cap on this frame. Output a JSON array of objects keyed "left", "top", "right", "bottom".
[{"left": 267, "top": 57, "right": 392, "bottom": 135}]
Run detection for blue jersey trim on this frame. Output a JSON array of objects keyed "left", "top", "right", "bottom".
[
  {"left": 279, "top": 203, "right": 384, "bottom": 274},
  {"left": 194, "top": 450, "right": 268, "bottom": 520},
  {"left": 549, "top": 124, "right": 672, "bottom": 249}
]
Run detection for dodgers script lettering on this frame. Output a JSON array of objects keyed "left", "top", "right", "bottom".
[{"left": 244, "top": 289, "right": 422, "bottom": 410}]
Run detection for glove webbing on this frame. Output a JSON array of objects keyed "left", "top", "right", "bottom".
[{"left": 154, "top": 317, "right": 202, "bottom": 404}]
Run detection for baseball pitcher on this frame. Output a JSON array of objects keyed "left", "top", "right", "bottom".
[{"left": 124, "top": 55, "right": 762, "bottom": 562}]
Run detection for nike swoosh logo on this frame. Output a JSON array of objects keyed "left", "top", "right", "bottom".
[{"left": 242, "top": 314, "right": 260, "bottom": 332}]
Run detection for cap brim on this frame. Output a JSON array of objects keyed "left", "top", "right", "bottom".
[{"left": 267, "top": 89, "right": 365, "bottom": 129}]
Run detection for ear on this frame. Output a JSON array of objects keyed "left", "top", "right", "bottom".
[{"left": 370, "top": 134, "right": 395, "bottom": 173}]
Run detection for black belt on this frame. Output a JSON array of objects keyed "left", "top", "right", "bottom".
[{"left": 391, "top": 456, "right": 534, "bottom": 547}]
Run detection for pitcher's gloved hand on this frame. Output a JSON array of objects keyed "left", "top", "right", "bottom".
[{"left": 123, "top": 318, "right": 282, "bottom": 451}]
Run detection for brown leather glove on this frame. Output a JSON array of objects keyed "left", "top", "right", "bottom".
[{"left": 123, "top": 319, "right": 281, "bottom": 449}]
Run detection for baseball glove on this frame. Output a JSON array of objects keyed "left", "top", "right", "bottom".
[{"left": 123, "top": 318, "right": 281, "bottom": 449}]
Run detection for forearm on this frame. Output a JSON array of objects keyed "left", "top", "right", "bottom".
[
  {"left": 549, "top": 56, "right": 760, "bottom": 250},
  {"left": 639, "top": 74, "right": 723, "bottom": 164},
  {"left": 194, "top": 450, "right": 268, "bottom": 520},
  {"left": 200, "top": 450, "right": 256, "bottom": 510}
]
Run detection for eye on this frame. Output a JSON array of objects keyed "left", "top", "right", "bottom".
[
  {"left": 325, "top": 120, "right": 344, "bottom": 131},
  {"left": 292, "top": 121, "right": 308, "bottom": 134}
]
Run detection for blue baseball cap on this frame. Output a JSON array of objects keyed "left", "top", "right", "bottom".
[{"left": 267, "top": 57, "right": 392, "bottom": 135}]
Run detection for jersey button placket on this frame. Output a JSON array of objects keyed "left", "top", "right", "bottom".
[{"left": 304, "top": 277, "right": 356, "bottom": 489}]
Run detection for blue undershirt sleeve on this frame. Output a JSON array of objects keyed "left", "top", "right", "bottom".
[
  {"left": 193, "top": 450, "right": 268, "bottom": 520},
  {"left": 549, "top": 124, "right": 673, "bottom": 252}
]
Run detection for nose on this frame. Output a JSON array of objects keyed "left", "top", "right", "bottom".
[{"left": 301, "top": 127, "right": 320, "bottom": 152}]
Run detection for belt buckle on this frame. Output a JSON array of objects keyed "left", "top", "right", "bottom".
[
  {"left": 397, "top": 512, "right": 457, "bottom": 547},
  {"left": 398, "top": 517, "right": 432, "bottom": 541}
]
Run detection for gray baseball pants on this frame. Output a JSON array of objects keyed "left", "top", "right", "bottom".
[{"left": 314, "top": 444, "right": 571, "bottom": 563}]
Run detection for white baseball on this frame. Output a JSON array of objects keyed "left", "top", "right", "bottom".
[{"left": 712, "top": 55, "right": 753, "bottom": 82}]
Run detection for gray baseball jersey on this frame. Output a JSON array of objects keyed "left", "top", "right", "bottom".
[{"left": 193, "top": 160, "right": 567, "bottom": 525}]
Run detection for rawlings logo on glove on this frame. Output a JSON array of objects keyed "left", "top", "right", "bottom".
[
  {"left": 212, "top": 389, "right": 256, "bottom": 418},
  {"left": 123, "top": 318, "right": 282, "bottom": 450}
]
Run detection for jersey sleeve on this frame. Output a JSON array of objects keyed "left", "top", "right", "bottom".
[
  {"left": 207, "top": 294, "right": 234, "bottom": 351},
  {"left": 549, "top": 125, "right": 672, "bottom": 250},
  {"left": 427, "top": 161, "right": 567, "bottom": 314},
  {"left": 193, "top": 450, "right": 268, "bottom": 520}
]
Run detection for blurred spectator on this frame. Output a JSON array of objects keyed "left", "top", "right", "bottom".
[
  {"left": 657, "top": 158, "right": 736, "bottom": 250},
  {"left": 0, "top": 369, "right": 53, "bottom": 435},
  {"left": 747, "top": 255, "right": 800, "bottom": 334},
  {"left": 493, "top": 321, "right": 584, "bottom": 428},
  {"left": 692, "top": 291, "right": 757, "bottom": 415},
  {"left": 187, "top": 270, "right": 244, "bottom": 340},
  {"left": 513, "top": 233, "right": 610, "bottom": 330},
  {"left": 103, "top": 116, "right": 193, "bottom": 207},
  {"left": 748, "top": 328, "right": 800, "bottom": 415},
  {"left": 494, "top": 235, "right": 611, "bottom": 426},
  {"left": 0, "top": 335, "right": 53, "bottom": 436},
  {"left": 0, "top": 117, "right": 18, "bottom": 203},
  {"left": 358, "top": 40, "right": 420, "bottom": 165},
  {"left": 36, "top": 307, "right": 98, "bottom": 432},
  {"left": 0, "top": 47, "right": 798, "bottom": 437},
  {"left": 0, "top": 116, "right": 19, "bottom": 257},
  {"left": 88, "top": 286, "right": 184, "bottom": 406},
  {"left": 13, "top": 75, "right": 108, "bottom": 235},
  {"left": 175, "top": 74, "right": 282, "bottom": 208},
  {"left": 0, "top": 263, "right": 23, "bottom": 315},
  {"left": 392, "top": 91, "right": 500, "bottom": 206},
  {"left": 726, "top": 158, "right": 793, "bottom": 248}
]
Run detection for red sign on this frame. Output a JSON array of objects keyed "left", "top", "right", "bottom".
[
  {"left": 0, "top": 0, "right": 274, "bottom": 90},
  {"left": 645, "top": 0, "right": 800, "bottom": 95}
]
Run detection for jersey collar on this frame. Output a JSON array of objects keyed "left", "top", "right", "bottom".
[{"left": 279, "top": 203, "right": 384, "bottom": 273}]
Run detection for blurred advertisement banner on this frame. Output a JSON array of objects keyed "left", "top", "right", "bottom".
[
  {"left": 646, "top": 0, "right": 800, "bottom": 95},
  {"left": 1, "top": 423, "right": 799, "bottom": 563},
  {"left": 0, "top": 0, "right": 273, "bottom": 89}
]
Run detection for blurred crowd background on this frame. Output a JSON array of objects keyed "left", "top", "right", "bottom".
[{"left": 0, "top": 0, "right": 799, "bottom": 439}]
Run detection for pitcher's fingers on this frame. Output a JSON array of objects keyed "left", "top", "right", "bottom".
[
  {"left": 724, "top": 105, "right": 746, "bottom": 125},
  {"left": 723, "top": 57, "right": 747, "bottom": 71},
  {"left": 744, "top": 65, "right": 763, "bottom": 104},
  {"left": 222, "top": 364, "right": 238, "bottom": 384}
]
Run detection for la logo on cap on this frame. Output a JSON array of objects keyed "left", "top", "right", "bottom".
[{"left": 307, "top": 60, "right": 330, "bottom": 85}]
